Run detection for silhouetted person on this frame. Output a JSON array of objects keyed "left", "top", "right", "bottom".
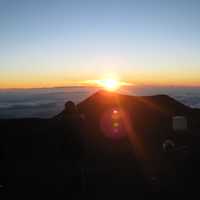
[
  {"left": 55, "top": 101, "right": 84, "bottom": 197},
  {"left": 65, "top": 101, "right": 79, "bottom": 114},
  {"left": 63, "top": 101, "right": 83, "bottom": 159}
]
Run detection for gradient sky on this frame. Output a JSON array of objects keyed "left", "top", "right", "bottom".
[{"left": 0, "top": 0, "right": 200, "bottom": 88}]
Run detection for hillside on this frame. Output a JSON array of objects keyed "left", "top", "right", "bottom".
[{"left": 1, "top": 91, "right": 200, "bottom": 198}]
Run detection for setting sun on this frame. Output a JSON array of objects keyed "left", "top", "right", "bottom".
[{"left": 97, "top": 79, "right": 120, "bottom": 91}]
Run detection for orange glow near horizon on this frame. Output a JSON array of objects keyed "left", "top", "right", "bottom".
[{"left": 0, "top": 77, "right": 200, "bottom": 89}]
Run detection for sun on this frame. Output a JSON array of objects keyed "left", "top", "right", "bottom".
[{"left": 97, "top": 79, "right": 120, "bottom": 91}]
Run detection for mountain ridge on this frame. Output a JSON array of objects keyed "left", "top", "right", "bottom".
[{"left": 1, "top": 91, "right": 200, "bottom": 197}]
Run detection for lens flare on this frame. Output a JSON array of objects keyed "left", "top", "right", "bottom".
[{"left": 100, "top": 108, "right": 126, "bottom": 140}]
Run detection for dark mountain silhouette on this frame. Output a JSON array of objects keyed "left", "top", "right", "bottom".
[{"left": 1, "top": 90, "right": 200, "bottom": 198}]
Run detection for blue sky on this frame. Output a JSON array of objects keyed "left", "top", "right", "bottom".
[{"left": 0, "top": 0, "right": 200, "bottom": 88}]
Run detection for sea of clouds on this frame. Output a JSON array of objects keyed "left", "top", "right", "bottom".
[{"left": 0, "top": 86, "right": 199, "bottom": 118}]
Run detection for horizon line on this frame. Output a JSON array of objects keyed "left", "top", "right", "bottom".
[{"left": 0, "top": 83, "right": 200, "bottom": 90}]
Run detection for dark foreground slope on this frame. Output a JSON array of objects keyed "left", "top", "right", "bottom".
[{"left": 1, "top": 90, "right": 200, "bottom": 198}]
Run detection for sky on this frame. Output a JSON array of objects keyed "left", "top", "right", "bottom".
[{"left": 0, "top": 0, "right": 200, "bottom": 88}]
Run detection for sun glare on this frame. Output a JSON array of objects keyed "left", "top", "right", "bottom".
[{"left": 98, "top": 79, "right": 120, "bottom": 91}]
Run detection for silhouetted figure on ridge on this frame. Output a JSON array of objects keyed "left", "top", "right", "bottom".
[
  {"left": 65, "top": 101, "right": 79, "bottom": 115},
  {"left": 63, "top": 101, "right": 83, "bottom": 159},
  {"left": 59, "top": 101, "right": 85, "bottom": 196}
]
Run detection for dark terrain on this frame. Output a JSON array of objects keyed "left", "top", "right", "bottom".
[{"left": 1, "top": 90, "right": 200, "bottom": 199}]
